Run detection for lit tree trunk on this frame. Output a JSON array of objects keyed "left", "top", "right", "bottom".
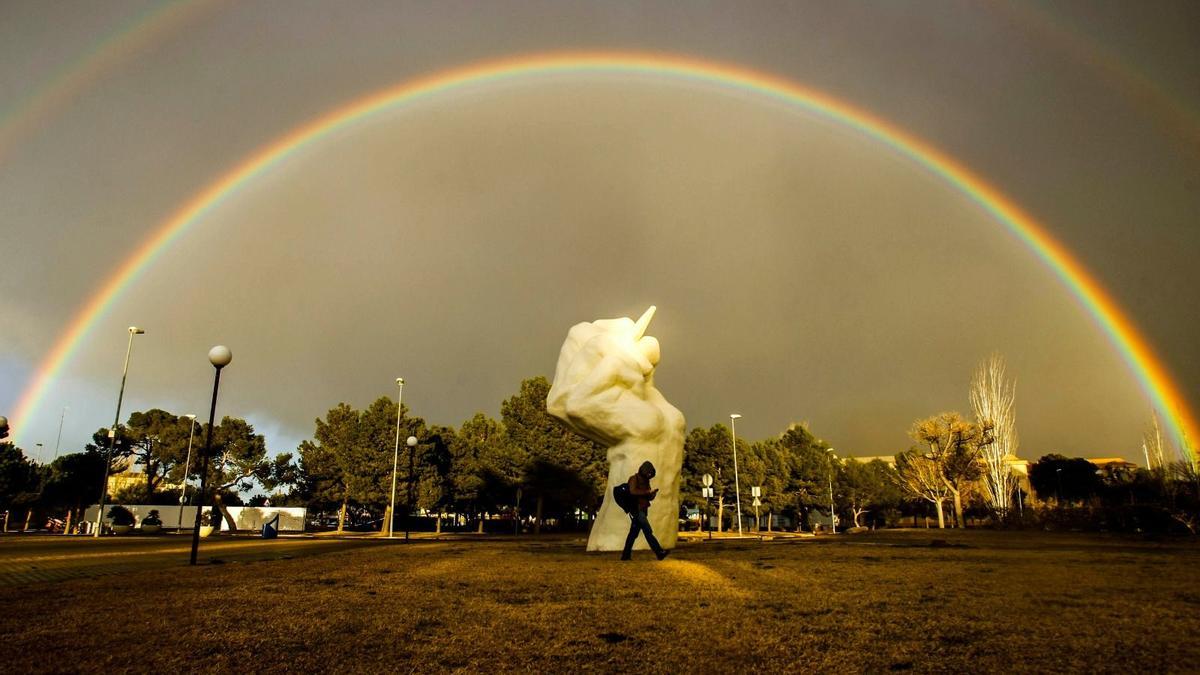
[
  {"left": 435, "top": 511, "right": 442, "bottom": 534},
  {"left": 337, "top": 497, "right": 348, "bottom": 533},
  {"left": 534, "top": 495, "right": 544, "bottom": 535},
  {"left": 477, "top": 512, "right": 484, "bottom": 534},
  {"left": 767, "top": 511, "right": 773, "bottom": 533},
  {"left": 934, "top": 499, "right": 946, "bottom": 529},
  {"left": 717, "top": 496, "right": 725, "bottom": 533},
  {"left": 212, "top": 493, "right": 238, "bottom": 532},
  {"left": 951, "top": 488, "right": 964, "bottom": 528}
]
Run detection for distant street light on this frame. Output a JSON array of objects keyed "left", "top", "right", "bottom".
[
  {"left": 176, "top": 414, "right": 197, "bottom": 531},
  {"left": 95, "top": 326, "right": 145, "bottom": 538},
  {"left": 35, "top": 443, "right": 44, "bottom": 463},
  {"left": 190, "top": 345, "right": 232, "bottom": 565},
  {"left": 405, "top": 435, "right": 418, "bottom": 541},
  {"left": 730, "top": 414, "right": 743, "bottom": 536},
  {"left": 389, "top": 378, "right": 404, "bottom": 538}
]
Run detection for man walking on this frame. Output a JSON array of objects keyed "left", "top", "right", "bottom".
[{"left": 622, "top": 461, "right": 669, "bottom": 561}]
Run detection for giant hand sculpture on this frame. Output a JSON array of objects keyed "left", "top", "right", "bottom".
[{"left": 547, "top": 306, "right": 686, "bottom": 551}]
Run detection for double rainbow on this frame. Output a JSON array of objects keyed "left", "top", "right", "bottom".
[{"left": 12, "top": 52, "right": 1196, "bottom": 451}]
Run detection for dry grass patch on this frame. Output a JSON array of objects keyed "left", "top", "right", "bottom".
[{"left": 1, "top": 530, "right": 1198, "bottom": 672}]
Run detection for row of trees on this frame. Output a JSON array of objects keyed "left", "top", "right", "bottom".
[
  {"left": 893, "top": 354, "right": 1016, "bottom": 529},
  {"left": 294, "top": 377, "right": 606, "bottom": 533},
  {"left": 0, "top": 411, "right": 292, "bottom": 532},
  {"left": 891, "top": 354, "right": 1199, "bottom": 532},
  {"left": 3, "top": 354, "right": 1196, "bottom": 535},
  {"left": 1, "top": 376, "right": 901, "bottom": 533}
]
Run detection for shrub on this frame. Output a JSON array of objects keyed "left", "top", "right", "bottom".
[
  {"left": 107, "top": 505, "right": 135, "bottom": 526},
  {"left": 142, "top": 509, "right": 162, "bottom": 526}
]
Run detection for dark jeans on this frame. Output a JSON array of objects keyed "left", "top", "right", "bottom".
[{"left": 622, "top": 508, "right": 664, "bottom": 557}]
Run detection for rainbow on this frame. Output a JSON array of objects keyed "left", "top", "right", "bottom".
[{"left": 12, "top": 51, "right": 1197, "bottom": 451}]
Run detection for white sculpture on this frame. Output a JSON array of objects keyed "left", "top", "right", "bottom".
[{"left": 547, "top": 306, "right": 686, "bottom": 551}]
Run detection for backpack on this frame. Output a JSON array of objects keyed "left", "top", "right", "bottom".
[{"left": 612, "top": 483, "right": 636, "bottom": 514}]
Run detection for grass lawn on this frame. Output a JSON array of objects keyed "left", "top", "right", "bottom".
[{"left": 2, "top": 529, "right": 1197, "bottom": 672}]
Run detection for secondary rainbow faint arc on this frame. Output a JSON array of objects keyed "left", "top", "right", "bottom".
[
  {"left": 0, "top": 0, "right": 220, "bottom": 161},
  {"left": 13, "top": 51, "right": 1196, "bottom": 451}
]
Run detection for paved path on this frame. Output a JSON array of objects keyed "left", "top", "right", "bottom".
[{"left": 0, "top": 534, "right": 381, "bottom": 586}]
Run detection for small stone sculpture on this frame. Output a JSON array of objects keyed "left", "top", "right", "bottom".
[{"left": 547, "top": 306, "right": 686, "bottom": 551}]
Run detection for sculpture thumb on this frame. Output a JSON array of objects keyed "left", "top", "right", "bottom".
[{"left": 633, "top": 305, "right": 656, "bottom": 341}]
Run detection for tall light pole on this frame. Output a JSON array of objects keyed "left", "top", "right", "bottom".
[
  {"left": 730, "top": 413, "right": 743, "bottom": 536},
  {"left": 827, "top": 448, "right": 837, "bottom": 534},
  {"left": 176, "top": 414, "right": 197, "bottom": 531},
  {"left": 405, "top": 435, "right": 418, "bottom": 541},
  {"left": 389, "top": 378, "right": 404, "bottom": 538},
  {"left": 53, "top": 406, "right": 67, "bottom": 459},
  {"left": 190, "top": 346, "right": 232, "bottom": 565},
  {"left": 95, "top": 326, "right": 145, "bottom": 537}
]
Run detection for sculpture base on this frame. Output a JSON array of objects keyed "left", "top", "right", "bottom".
[{"left": 587, "top": 442, "right": 679, "bottom": 552}]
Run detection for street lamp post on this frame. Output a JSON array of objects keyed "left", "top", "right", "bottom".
[
  {"left": 752, "top": 486, "right": 762, "bottom": 532},
  {"left": 701, "top": 473, "right": 714, "bottom": 540},
  {"left": 730, "top": 413, "right": 743, "bottom": 536},
  {"left": 176, "top": 414, "right": 197, "bottom": 531},
  {"left": 53, "top": 406, "right": 67, "bottom": 459},
  {"left": 95, "top": 326, "right": 145, "bottom": 537},
  {"left": 389, "top": 378, "right": 404, "bottom": 538},
  {"left": 189, "top": 346, "right": 232, "bottom": 565},
  {"left": 827, "top": 448, "right": 838, "bottom": 534},
  {"left": 405, "top": 435, "right": 418, "bottom": 541}
]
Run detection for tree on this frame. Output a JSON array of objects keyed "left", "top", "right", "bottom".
[
  {"left": 294, "top": 439, "right": 342, "bottom": 513},
  {"left": 198, "top": 417, "right": 294, "bottom": 531},
  {"left": 895, "top": 446, "right": 952, "bottom": 528},
  {"left": 450, "top": 414, "right": 512, "bottom": 531},
  {"left": 682, "top": 425, "right": 736, "bottom": 531},
  {"left": 357, "top": 396, "right": 425, "bottom": 531},
  {"left": 744, "top": 439, "right": 790, "bottom": 531},
  {"left": 909, "top": 412, "right": 988, "bottom": 528},
  {"left": 306, "top": 403, "right": 358, "bottom": 530},
  {"left": 417, "top": 425, "right": 457, "bottom": 533},
  {"left": 1143, "top": 411, "right": 1168, "bottom": 473},
  {"left": 0, "top": 443, "right": 38, "bottom": 517},
  {"left": 970, "top": 353, "right": 1018, "bottom": 519},
  {"left": 1029, "top": 454, "right": 1101, "bottom": 505},
  {"left": 839, "top": 459, "right": 900, "bottom": 528},
  {"left": 776, "top": 423, "right": 834, "bottom": 532},
  {"left": 501, "top": 377, "right": 603, "bottom": 533},
  {"left": 39, "top": 450, "right": 107, "bottom": 520},
  {"left": 84, "top": 426, "right": 135, "bottom": 490},
  {"left": 300, "top": 398, "right": 425, "bottom": 532}
]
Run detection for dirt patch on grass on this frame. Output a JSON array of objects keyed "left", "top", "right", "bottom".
[{"left": 1, "top": 530, "right": 1197, "bottom": 672}]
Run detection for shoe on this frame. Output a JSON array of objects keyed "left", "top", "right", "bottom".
[
  {"left": 656, "top": 549, "right": 670, "bottom": 561},
  {"left": 620, "top": 554, "right": 631, "bottom": 561}
]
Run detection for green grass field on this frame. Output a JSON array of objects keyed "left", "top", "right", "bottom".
[{"left": 2, "top": 529, "right": 1197, "bottom": 672}]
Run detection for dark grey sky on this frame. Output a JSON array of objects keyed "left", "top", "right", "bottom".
[{"left": 2, "top": 1, "right": 1197, "bottom": 464}]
